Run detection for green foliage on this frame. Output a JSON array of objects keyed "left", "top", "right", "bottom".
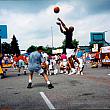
[
  {"left": 1, "top": 35, "right": 20, "bottom": 55},
  {"left": 26, "top": 39, "right": 79, "bottom": 55},
  {"left": 2, "top": 42, "right": 11, "bottom": 54},
  {"left": 61, "top": 38, "right": 79, "bottom": 50},
  {"left": 26, "top": 45, "right": 52, "bottom": 55},
  {"left": 1, "top": 35, "right": 79, "bottom": 55},
  {"left": 11, "top": 35, "right": 20, "bottom": 55},
  {"left": 26, "top": 45, "right": 37, "bottom": 53},
  {"left": 71, "top": 39, "right": 79, "bottom": 50},
  {"left": 43, "top": 46, "right": 52, "bottom": 55}
]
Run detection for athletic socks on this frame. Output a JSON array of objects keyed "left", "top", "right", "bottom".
[
  {"left": 47, "top": 81, "right": 54, "bottom": 89},
  {"left": 27, "top": 80, "right": 54, "bottom": 89},
  {"left": 29, "top": 79, "right": 32, "bottom": 83},
  {"left": 47, "top": 81, "right": 51, "bottom": 85}
]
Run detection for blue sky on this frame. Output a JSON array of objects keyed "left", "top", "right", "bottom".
[{"left": 0, "top": 0, "right": 110, "bottom": 50}]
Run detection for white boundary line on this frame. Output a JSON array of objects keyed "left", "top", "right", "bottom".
[{"left": 40, "top": 92, "right": 55, "bottom": 109}]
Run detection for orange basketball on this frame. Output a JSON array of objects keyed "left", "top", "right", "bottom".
[{"left": 54, "top": 6, "right": 60, "bottom": 13}]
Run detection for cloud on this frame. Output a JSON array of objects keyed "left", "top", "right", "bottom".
[
  {"left": 0, "top": 6, "right": 64, "bottom": 49},
  {"left": 82, "top": 0, "right": 110, "bottom": 15},
  {"left": 73, "top": 13, "right": 110, "bottom": 45},
  {"left": 0, "top": 0, "right": 110, "bottom": 50},
  {"left": 0, "top": 1, "right": 75, "bottom": 49}
]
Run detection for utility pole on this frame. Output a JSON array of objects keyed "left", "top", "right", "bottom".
[{"left": 51, "top": 26, "right": 53, "bottom": 49}]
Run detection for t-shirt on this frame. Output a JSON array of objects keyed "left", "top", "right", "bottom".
[
  {"left": 61, "top": 54, "right": 67, "bottom": 60},
  {"left": 77, "top": 51, "right": 83, "bottom": 58},
  {"left": 29, "top": 51, "right": 44, "bottom": 64},
  {"left": 95, "top": 52, "right": 99, "bottom": 59},
  {"left": 28, "top": 51, "right": 44, "bottom": 71}
]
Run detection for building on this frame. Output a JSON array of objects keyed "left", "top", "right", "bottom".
[{"left": 89, "top": 32, "right": 110, "bottom": 52}]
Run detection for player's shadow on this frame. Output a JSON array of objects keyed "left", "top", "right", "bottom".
[
  {"left": 33, "top": 83, "right": 46, "bottom": 88},
  {"left": 33, "top": 82, "right": 58, "bottom": 88}
]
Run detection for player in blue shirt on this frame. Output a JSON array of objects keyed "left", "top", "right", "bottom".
[{"left": 27, "top": 46, "right": 54, "bottom": 89}]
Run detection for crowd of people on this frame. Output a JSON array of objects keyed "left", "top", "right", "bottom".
[
  {"left": 0, "top": 46, "right": 86, "bottom": 88},
  {"left": 1, "top": 45, "right": 107, "bottom": 89},
  {"left": 0, "top": 17, "right": 108, "bottom": 90},
  {"left": 1, "top": 47, "right": 86, "bottom": 76},
  {"left": 1, "top": 46, "right": 104, "bottom": 76}
]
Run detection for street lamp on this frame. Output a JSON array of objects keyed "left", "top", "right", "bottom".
[{"left": 51, "top": 26, "right": 53, "bottom": 48}]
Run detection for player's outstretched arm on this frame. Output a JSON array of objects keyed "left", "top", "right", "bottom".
[
  {"left": 56, "top": 22, "right": 64, "bottom": 33},
  {"left": 57, "top": 18, "right": 68, "bottom": 31}
]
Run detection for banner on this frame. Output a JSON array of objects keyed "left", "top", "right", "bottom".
[
  {"left": 102, "top": 46, "right": 110, "bottom": 53},
  {"left": 92, "top": 44, "right": 98, "bottom": 52},
  {"left": 66, "top": 48, "right": 75, "bottom": 58},
  {"left": 52, "top": 49, "right": 63, "bottom": 54}
]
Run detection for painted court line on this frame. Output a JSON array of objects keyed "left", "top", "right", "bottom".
[{"left": 40, "top": 92, "right": 55, "bottom": 109}]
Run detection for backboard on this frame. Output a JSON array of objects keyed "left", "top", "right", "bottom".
[{"left": 0, "top": 25, "right": 7, "bottom": 39}]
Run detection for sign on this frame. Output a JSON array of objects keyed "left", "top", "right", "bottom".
[
  {"left": 66, "top": 48, "right": 75, "bottom": 58},
  {"left": 0, "top": 25, "right": 7, "bottom": 39},
  {"left": 90, "top": 32, "right": 105, "bottom": 42},
  {"left": 102, "top": 46, "right": 110, "bottom": 53},
  {"left": 52, "top": 49, "right": 63, "bottom": 54},
  {"left": 92, "top": 44, "right": 98, "bottom": 52}
]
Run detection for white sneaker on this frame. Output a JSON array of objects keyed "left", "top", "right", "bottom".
[
  {"left": 68, "top": 72, "right": 73, "bottom": 75},
  {"left": 81, "top": 72, "right": 84, "bottom": 75},
  {"left": 60, "top": 70, "right": 64, "bottom": 74},
  {"left": 65, "top": 71, "right": 68, "bottom": 74},
  {"left": 76, "top": 71, "right": 80, "bottom": 75},
  {"left": 54, "top": 69, "right": 58, "bottom": 75}
]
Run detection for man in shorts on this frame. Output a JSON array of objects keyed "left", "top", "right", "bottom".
[
  {"left": 56, "top": 17, "right": 74, "bottom": 49},
  {"left": 27, "top": 46, "right": 54, "bottom": 89}
]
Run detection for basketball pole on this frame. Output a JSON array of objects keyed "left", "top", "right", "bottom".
[{"left": 51, "top": 26, "right": 53, "bottom": 49}]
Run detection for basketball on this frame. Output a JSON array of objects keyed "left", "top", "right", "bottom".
[{"left": 54, "top": 6, "right": 60, "bottom": 13}]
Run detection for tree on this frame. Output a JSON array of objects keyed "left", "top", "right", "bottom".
[
  {"left": 11, "top": 34, "right": 20, "bottom": 55},
  {"left": 2, "top": 42, "right": 11, "bottom": 54},
  {"left": 26, "top": 45, "right": 37, "bottom": 53},
  {"left": 27, "top": 45, "right": 53, "bottom": 55},
  {"left": 43, "top": 46, "right": 52, "bottom": 55},
  {"left": 71, "top": 39, "right": 79, "bottom": 50},
  {"left": 62, "top": 38, "right": 79, "bottom": 50}
]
